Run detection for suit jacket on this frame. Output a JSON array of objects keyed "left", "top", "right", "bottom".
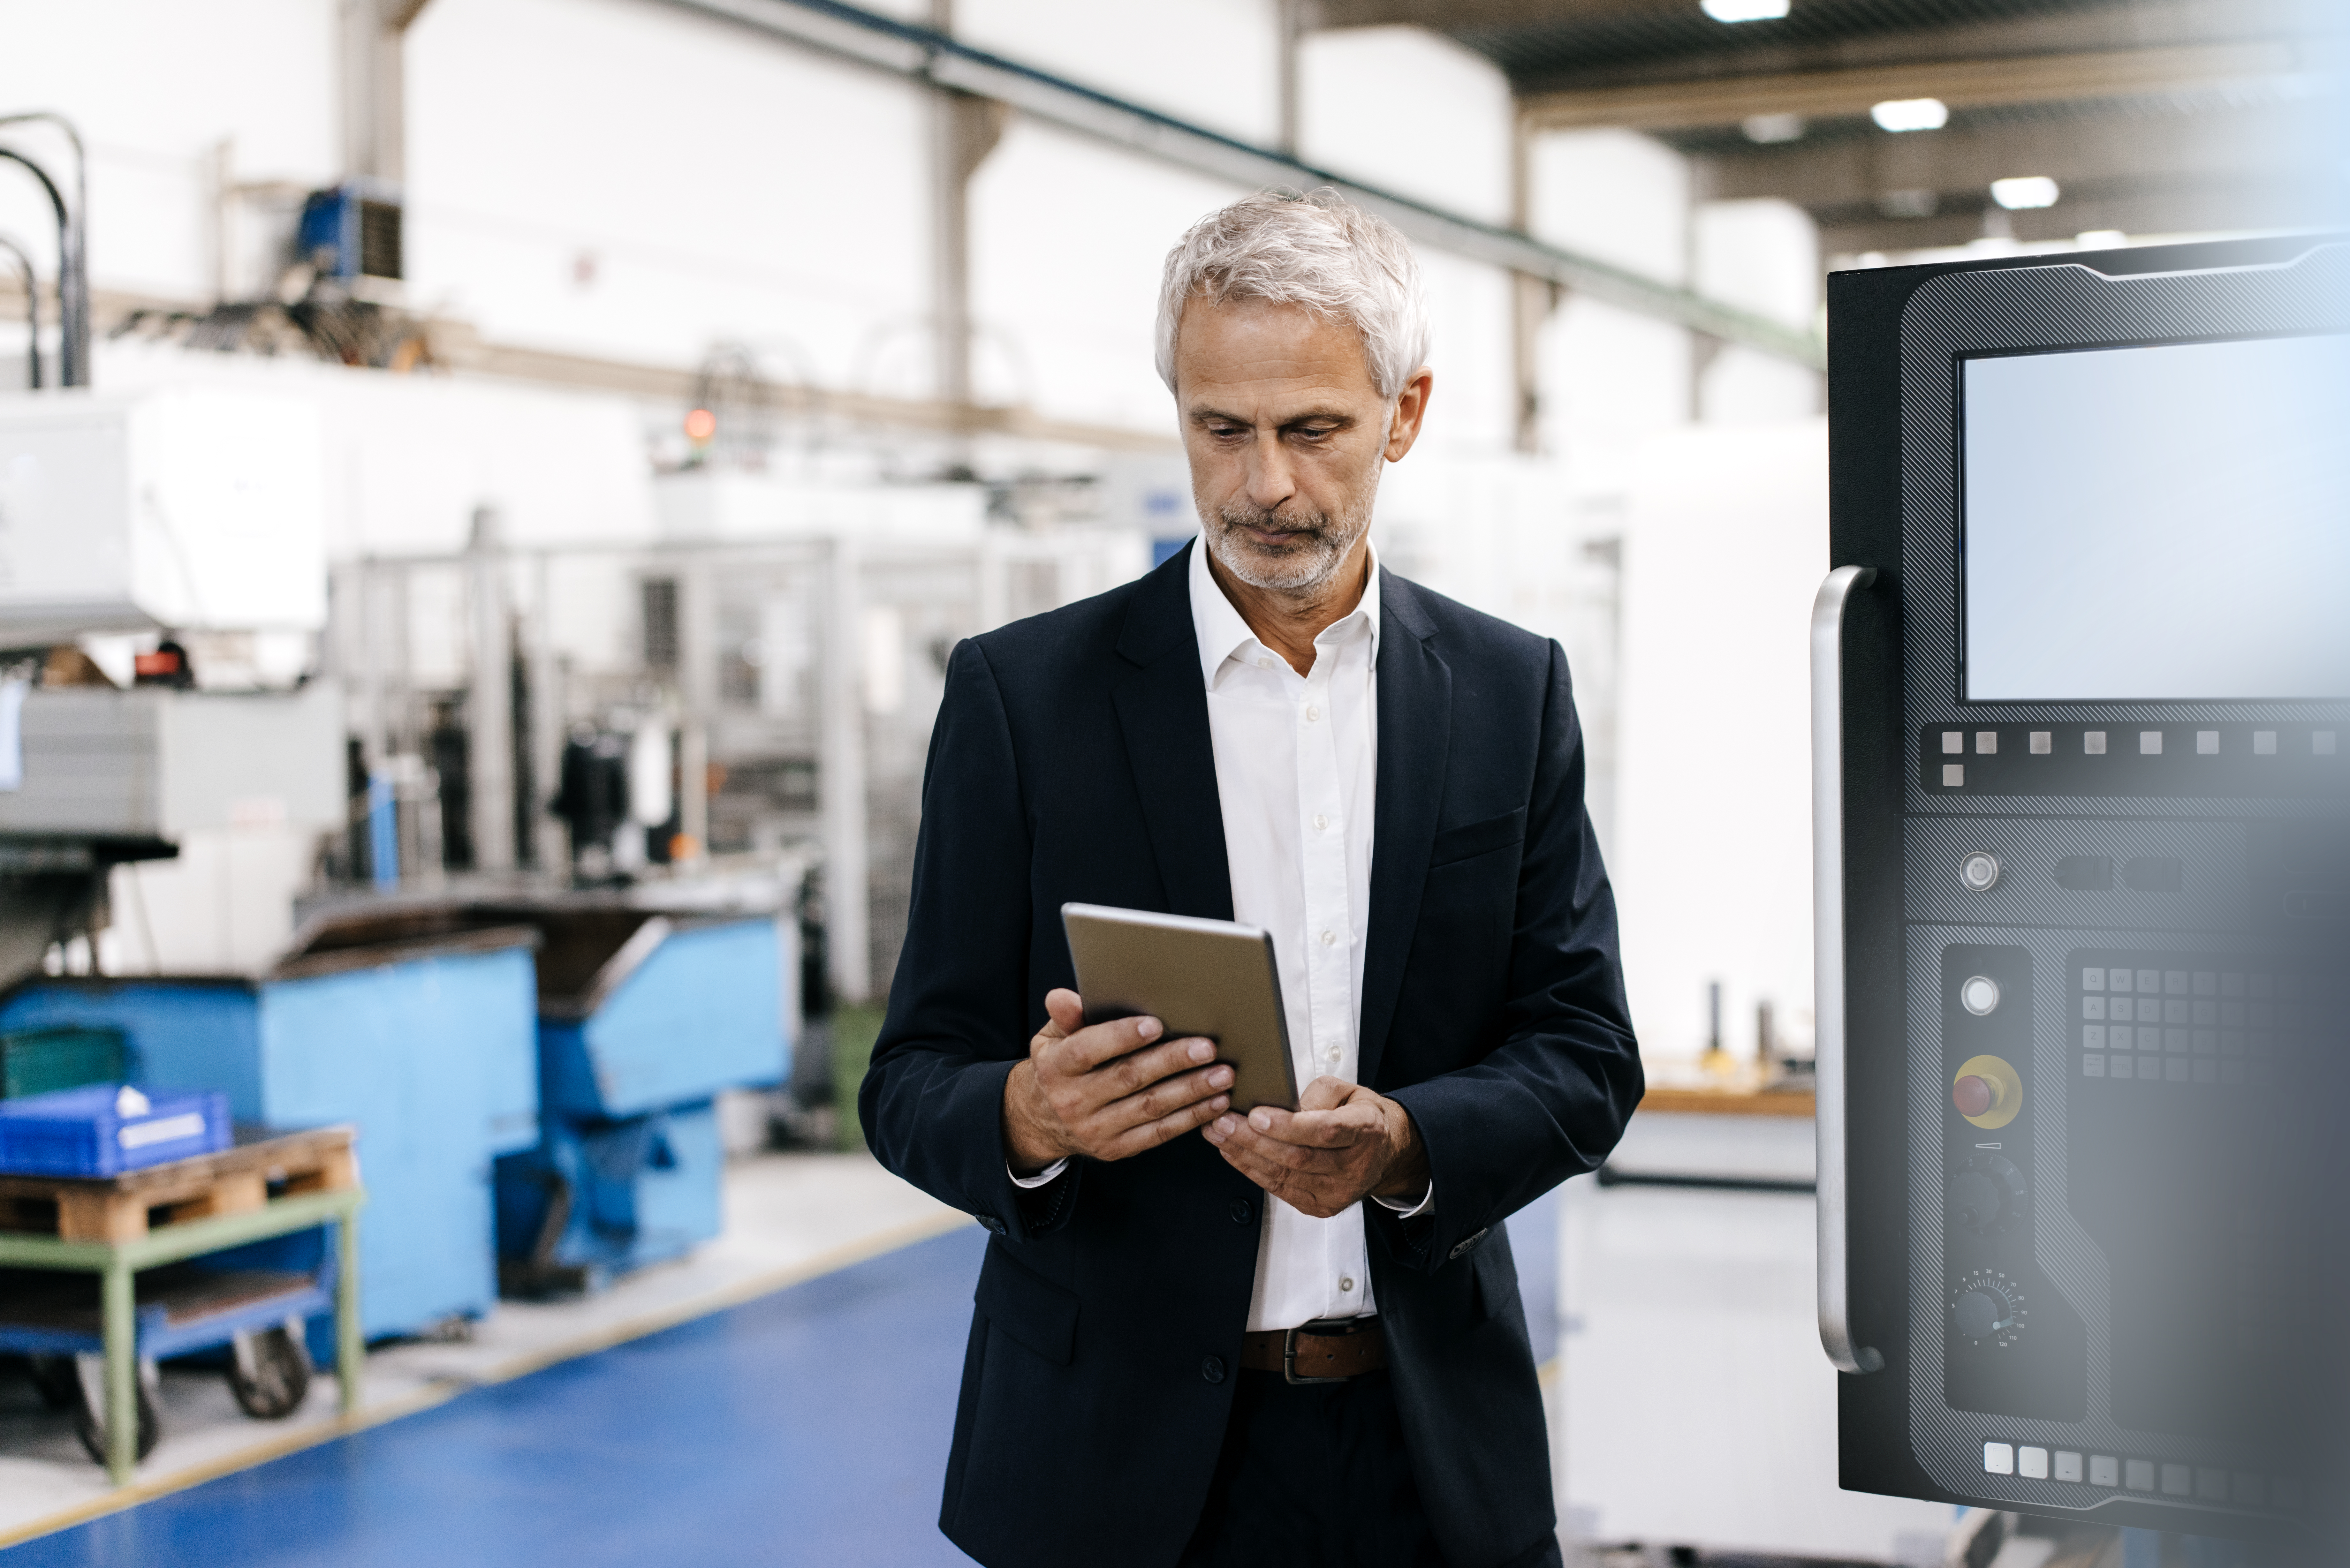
[{"left": 860, "top": 543, "right": 1641, "bottom": 1568}]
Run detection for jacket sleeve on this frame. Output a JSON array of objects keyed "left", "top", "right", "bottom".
[
  {"left": 1370, "top": 638, "right": 1642, "bottom": 1272},
  {"left": 857, "top": 637, "right": 1083, "bottom": 1242}
]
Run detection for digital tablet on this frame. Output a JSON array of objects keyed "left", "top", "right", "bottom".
[{"left": 1060, "top": 903, "right": 1299, "bottom": 1113}]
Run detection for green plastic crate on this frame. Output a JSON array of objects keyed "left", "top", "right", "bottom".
[{"left": 0, "top": 1027, "right": 127, "bottom": 1099}]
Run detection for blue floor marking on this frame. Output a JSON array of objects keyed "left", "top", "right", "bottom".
[
  {"left": 6, "top": 1188, "right": 1564, "bottom": 1566},
  {"left": 5, "top": 1228, "right": 991, "bottom": 1568}
]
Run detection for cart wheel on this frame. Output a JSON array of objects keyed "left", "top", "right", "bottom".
[
  {"left": 70, "top": 1356, "right": 160, "bottom": 1467},
  {"left": 228, "top": 1323, "right": 312, "bottom": 1420},
  {"left": 26, "top": 1355, "right": 78, "bottom": 1410}
]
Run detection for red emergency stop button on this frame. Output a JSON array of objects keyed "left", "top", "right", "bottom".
[{"left": 1953, "top": 1075, "right": 1996, "bottom": 1118}]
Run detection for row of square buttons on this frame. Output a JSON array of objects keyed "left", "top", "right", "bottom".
[
  {"left": 1982, "top": 1443, "right": 2299, "bottom": 1508},
  {"left": 2083, "top": 1053, "right": 2272, "bottom": 1085},
  {"left": 1943, "top": 731, "right": 2337, "bottom": 757},
  {"left": 2083, "top": 967, "right": 2302, "bottom": 998},
  {"left": 2083, "top": 1026, "right": 2286, "bottom": 1055},
  {"left": 2087, "top": 1003, "right": 2310, "bottom": 1029}
]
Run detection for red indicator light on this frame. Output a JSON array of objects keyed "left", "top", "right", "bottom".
[{"left": 683, "top": 408, "right": 717, "bottom": 442}]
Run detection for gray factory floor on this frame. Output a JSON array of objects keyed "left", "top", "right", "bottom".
[{"left": 0, "top": 1152, "right": 966, "bottom": 1547}]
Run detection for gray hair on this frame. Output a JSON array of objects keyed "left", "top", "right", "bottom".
[{"left": 1154, "top": 189, "right": 1430, "bottom": 401}]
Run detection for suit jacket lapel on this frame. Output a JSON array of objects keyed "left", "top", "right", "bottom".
[
  {"left": 1359, "top": 569, "right": 1448, "bottom": 1089},
  {"left": 1112, "top": 544, "right": 1233, "bottom": 922}
]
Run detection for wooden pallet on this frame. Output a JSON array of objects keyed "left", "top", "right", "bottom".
[{"left": 0, "top": 1126, "right": 358, "bottom": 1244}]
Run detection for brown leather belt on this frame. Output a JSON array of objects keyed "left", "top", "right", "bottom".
[{"left": 1239, "top": 1318, "right": 1387, "bottom": 1384}]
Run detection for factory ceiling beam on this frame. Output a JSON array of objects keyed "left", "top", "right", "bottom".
[
  {"left": 647, "top": 0, "right": 1824, "bottom": 367},
  {"left": 1518, "top": 40, "right": 2334, "bottom": 132},
  {"left": 1696, "top": 101, "right": 2340, "bottom": 211}
]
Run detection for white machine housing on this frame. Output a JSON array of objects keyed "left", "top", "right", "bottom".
[
  {"left": 0, "top": 683, "right": 345, "bottom": 842},
  {"left": 0, "top": 389, "right": 327, "bottom": 638}
]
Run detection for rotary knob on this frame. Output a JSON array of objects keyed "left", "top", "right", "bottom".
[
  {"left": 1948, "top": 1153, "right": 2029, "bottom": 1235},
  {"left": 1951, "top": 1270, "right": 2028, "bottom": 1348}
]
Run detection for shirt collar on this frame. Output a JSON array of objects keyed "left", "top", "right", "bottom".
[{"left": 1187, "top": 531, "right": 1381, "bottom": 690}]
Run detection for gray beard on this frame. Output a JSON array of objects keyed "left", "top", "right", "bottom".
[{"left": 1201, "top": 484, "right": 1377, "bottom": 595}]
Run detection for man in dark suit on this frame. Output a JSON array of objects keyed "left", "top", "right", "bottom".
[{"left": 862, "top": 189, "right": 1640, "bottom": 1568}]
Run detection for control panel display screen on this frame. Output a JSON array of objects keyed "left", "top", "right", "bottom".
[{"left": 1962, "top": 332, "right": 2350, "bottom": 701}]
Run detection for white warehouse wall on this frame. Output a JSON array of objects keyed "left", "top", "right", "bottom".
[
  {"left": 1695, "top": 197, "right": 1823, "bottom": 426},
  {"left": 1298, "top": 26, "right": 1514, "bottom": 226},
  {"left": 406, "top": 0, "right": 935, "bottom": 384},
  {"left": 957, "top": 0, "right": 1284, "bottom": 147},
  {"left": 0, "top": 0, "right": 339, "bottom": 300},
  {"left": 967, "top": 118, "right": 1247, "bottom": 435},
  {"left": 1529, "top": 130, "right": 1695, "bottom": 488},
  {"left": 1612, "top": 419, "right": 1827, "bottom": 1066}
]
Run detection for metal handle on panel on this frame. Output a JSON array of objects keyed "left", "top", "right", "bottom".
[{"left": 1811, "top": 565, "right": 1883, "bottom": 1376}]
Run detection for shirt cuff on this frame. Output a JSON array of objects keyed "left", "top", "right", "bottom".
[
  {"left": 1370, "top": 1180, "right": 1434, "bottom": 1219},
  {"left": 1009, "top": 1158, "right": 1070, "bottom": 1189}
]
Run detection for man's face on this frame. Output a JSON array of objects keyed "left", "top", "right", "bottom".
[{"left": 1172, "top": 296, "right": 1426, "bottom": 595}]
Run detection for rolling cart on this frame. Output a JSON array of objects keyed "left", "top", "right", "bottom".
[{"left": 0, "top": 1126, "right": 364, "bottom": 1483}]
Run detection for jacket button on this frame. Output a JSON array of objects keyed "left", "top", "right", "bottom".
[
  {"left": 1200, "top": 1356, "right": 1226, "bottom": 1384},
  {"left": 1229, "top": 1199, "right": 1252, "bottom": 1224}
]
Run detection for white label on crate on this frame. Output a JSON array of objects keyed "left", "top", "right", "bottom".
[{"left": 119, "top": 1113, "right": 206, "bottom": 1150}]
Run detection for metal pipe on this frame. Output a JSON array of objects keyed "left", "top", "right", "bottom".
[
  {"left": 0, "top": 234, "right": 38, "bottom": 387},
  {"left": 649, "top": 0, "right": 1826, "bottom": 368},
  {"left": 0, "top": 115, "right": 86, "bottom": 386}
]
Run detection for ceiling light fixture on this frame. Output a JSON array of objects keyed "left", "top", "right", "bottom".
[
  {"left": 2076, "top": 229, "right": 2128, "bottom": 248},
  {"left": 1990, "top": 176, "right": 2061, "bottom": 210},
  {"left": 1871, "top": 97, "right": 1950, "bottom": 133},
  {"left": 1742, "top": 112, "right": 1806, "bottom": 144},
  {"left": 1701, "top": 0, "right": 1791, "bottom": 21}
]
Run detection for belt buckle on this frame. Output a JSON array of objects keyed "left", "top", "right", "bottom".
[{"left": 1281, "top": 1318, "right": 1356, "bottom": 1386}]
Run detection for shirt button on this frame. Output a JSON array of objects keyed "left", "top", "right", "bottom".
[
  {"left": 1229, "top": 1198, "right": 1252, "bottom": 1224},
  {"left": 1201, "top": 1356, "right": 1226, "bottom": 1384},
  {"left": 1313, "top": 814, "right": 1328, "bottom": 831},
  {"left": 1340, "top": 1276, "right": 1355, "bottom": 1292},
  {"left": 1255, "top": 656, "right": 1271, "bottom": 668},
  {"left": 1304, "top": 704, "right": 1320, "bottom": 722},
  {"left": 1321, "top": 930, "right": 1336, "bottom": 946}
]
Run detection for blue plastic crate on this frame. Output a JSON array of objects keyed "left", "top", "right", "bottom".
[{"left": 0, "top": 1084, "right": 230, "bottom": 1177}]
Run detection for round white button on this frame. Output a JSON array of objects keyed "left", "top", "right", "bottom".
[
  {"left": 1321, "top": 930, "right": 1336, "bottom": 946},
  {"left": 1304, "top": 705, "right": 1320, "bottom": 722},
  {"left": 1961, "top": 975, "right": 2001, "bottom": 1016},
  {"left": 1960, "top": 852, "right": 2001, "bottom": 892},
  {"left": 1313, "top": 814, "right": 1328, "bottom": 831},
  {"left": 1255, "top": 656, "right": 1271, "bottom": 668}
]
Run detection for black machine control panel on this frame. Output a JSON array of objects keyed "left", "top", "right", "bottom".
[{"left": 1940, "top": 944, "right": 2084, "bottom": 1423}]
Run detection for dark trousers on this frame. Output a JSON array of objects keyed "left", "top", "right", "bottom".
[{"left": 1179, "top": 1369, "right": 1565, "bottom": 1568}]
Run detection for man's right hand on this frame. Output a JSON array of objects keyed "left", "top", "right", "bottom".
[{"left": 1003, "top": 988, "right": 1233, "bottom": 1173}]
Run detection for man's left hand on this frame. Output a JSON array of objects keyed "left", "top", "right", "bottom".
[{"left": 1203, "top": 1078, "right": 1429, "bottom": 1219}]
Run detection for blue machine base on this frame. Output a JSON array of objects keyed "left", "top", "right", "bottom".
[{"left": 493, "top": 1102, "right": 721, "bottom": 1292}]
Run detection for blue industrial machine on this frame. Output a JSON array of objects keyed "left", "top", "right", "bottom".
[
  {"left": 486, "top": 907, "right": 785, "bottom": 1293},
  {"left": 0, "top": 920, "right": 539, "bottom": 1340},
  {"left": 296, "top": 180, "right": 403, "bottom": 282}
]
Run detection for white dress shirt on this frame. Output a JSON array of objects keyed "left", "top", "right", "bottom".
[
  {"left": 1014, "top": 538, "right": 1429, "bottom": 1331},
  {"left": 1188, "top": 533, "right": 1399, "bottom": 1331}
]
